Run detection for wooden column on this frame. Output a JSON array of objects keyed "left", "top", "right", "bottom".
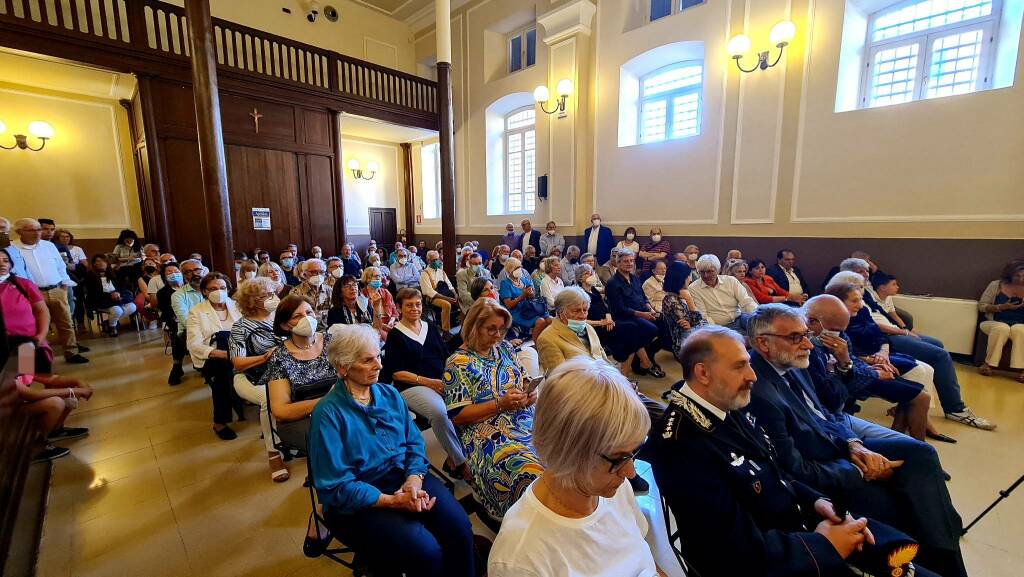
[
  {"left": 436, "top": 0, "right": 456, "bottom": 277},
  {"left": 136, "top": 75, "right": 173, "bottom": 252},
  {"left": 185, "top": 0, "right": 234, "bottom": 275},
  {"left": 400, "top": 143, "right": 416, "bottom": 246},
  {"left": 331, "top": 110, "right": 348, "bottom": 250}
]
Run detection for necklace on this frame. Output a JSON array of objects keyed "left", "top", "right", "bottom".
[
  {"left": 541, "top": 476, "right": 595, "bottom": 518},
  {"left": 347, "top": 385, "right": 372, "bottom": 404},
  {"left": 291, "top": 334, "right": 316, "bottom": 350}
]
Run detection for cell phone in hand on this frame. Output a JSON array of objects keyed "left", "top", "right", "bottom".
[
  {"left": 522, "top": 376, "right": 544, "bottom": 394},
  {"left": 1009, "top": 297, "right": 1023, "bottom": 305}
]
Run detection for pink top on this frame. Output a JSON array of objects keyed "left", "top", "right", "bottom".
[{"left": 0, "top": 276, "right": 44, "bottom": 338}]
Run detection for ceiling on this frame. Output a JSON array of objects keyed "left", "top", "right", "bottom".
[
  {"left": 0, "top": 48, "right": 136, "bottom": 100},
  {"left": 339, "top": 113, "right": 437, "bottom": 143}
]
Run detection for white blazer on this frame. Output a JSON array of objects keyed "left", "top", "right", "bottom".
[{"left": 185, "top": 299, "right": 241, "bottom": 368}]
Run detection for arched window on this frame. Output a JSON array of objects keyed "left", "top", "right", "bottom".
[
  {"left": 504, "top": 106, "right": 536, "bottom": 213},
  {"left": 862, "top": 0, "right": 1001, "bottom": 107},
  {"left": 639, "top": 62, "right": 703, "bottom": 143}
]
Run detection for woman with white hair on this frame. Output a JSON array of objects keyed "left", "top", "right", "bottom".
[
  {"left": 308, "top": 324, "right": 476, "bottom": 577},
  {"left": 500, "top": 257, "right": 551, "bottom": 342},
  {"left": 538, "top": 255, "right": 565, "bottom": 309},
  {"left": 488, "top": 356, "right": 663, "bottom": 577},
  {"left": 258, "top": 262, "right": 292, "bottom": 298}
]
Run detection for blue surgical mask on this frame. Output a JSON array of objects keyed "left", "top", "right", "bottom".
[
  {"left": 370, "top": 279, "right": 383, "bottom": 289},
  {"left": 472, "top": 264, "right": 482, "bottom": 274},
  {"left": 431, "top": 259, "right": 443, "bottom": 270},
  {"left": 168, "top": 272, "right": 184, "bottom": 285},
  {"left": 567, "top": 319, "right": 588, "bottom": 334},
  {"left": 282, "top": 258, "right": 295, "bottom": 268}
]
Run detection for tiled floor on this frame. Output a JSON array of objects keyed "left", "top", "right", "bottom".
[{"left": 35, "top": 328, "right": 1024, "bottom": 577}]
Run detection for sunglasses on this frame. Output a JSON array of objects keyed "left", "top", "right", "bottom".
[{"left": 599, "top": 437, "right": 647, "bottom": 473}]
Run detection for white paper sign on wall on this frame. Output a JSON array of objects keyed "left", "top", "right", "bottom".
[{"left": 252, "top": 208, "right": 271, "bottom": 230}]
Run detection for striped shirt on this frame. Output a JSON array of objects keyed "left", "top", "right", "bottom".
[{"left": 229, "top": 317, "right": 282, "bottom": 383}]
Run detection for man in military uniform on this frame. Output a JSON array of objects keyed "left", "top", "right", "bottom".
[
  {"left": 650, "top": 326, "right": 939, "bottom": 577},
  {"left": 745, "top": 304, "right": 967, "bottom": 577}
]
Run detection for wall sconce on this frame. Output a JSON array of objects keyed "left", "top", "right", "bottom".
[
  {"left": 347, "top": 159, "right": 378, "bottom": 180},
  {"left": 0, "top": 120, "right": 55, "bottom": 151},
  {"left": 534, "top": 79, "right": 573, "bottom": 117},
  {"left": 728, "top": 20, "right": 796, "bottom": 73}
]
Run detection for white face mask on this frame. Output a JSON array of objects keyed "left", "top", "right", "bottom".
[
  {"left": 688, "top": 253, "right": 698, "bottom": 262},
  {"left": 307, "top": 274, "right": 324, "bottom": 287},
  {"left": 398, "top": 258, "right": 408, "bottom": 266},
  {"left": 591, "top": 219, "right": 601, "bottom": 228},
  {"left": 515, "top": 268, "right": 526, "bottom": 279},
  {"left": 243, "top": 271, "right": 256, "bottom": 280},
  {"left": 651, "top": 235, "right": 662, "bottom": 243},
  {"left": 292, "top": 315, "right": 317, "bottom": 337},
  {"left": 626, "top": 233, "right": 635, "bottom": 240},
  {"left": 0, "top": 274, "right": 9, "bottom": 282},
  {"left": 264, "top": 295, "right": 281, "bottom": 312},
  {"left": 547, "top": 229, "right": 556, "bottom": 236},
  {"left": 654, "top": 274, "right": 665, "bottom": 282},
  {"left": 208, "top": 289, "right": 228, "bottom": 304},
  {"left": 585, "top": 275, "right": 599, "bottom": 287},
  {"left": 330, "top": 267, "right": 343, "bottom": 279}
]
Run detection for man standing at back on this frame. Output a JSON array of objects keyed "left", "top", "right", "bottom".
[
  {"left": 11, "top": 218, "right": 88, "bottom": 364},
  {"left": 582, "top": 213, "right": 614, "bottom": 264}
]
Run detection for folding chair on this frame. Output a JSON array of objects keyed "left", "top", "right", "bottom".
[
  {"left": 660, "top": 493, "right": 697, "bottom": 577},
  {"left": 304, "top": 436, "right": 372, "bottom": 575}
]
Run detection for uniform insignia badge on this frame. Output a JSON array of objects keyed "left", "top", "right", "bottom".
[
  {"left": 752, "top": 480, "right": 762, "bottom": 494},
  {"left": 730, "top": 453, "right": 746, "bottom": 467},
  {"left": 750, "top": 460, "right": 761, "bottom": 471},
  {"left": 887, "top": 544, "right": 919, "bottom": 577}
]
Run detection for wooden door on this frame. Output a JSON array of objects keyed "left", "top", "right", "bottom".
[
  {"left": 226, "top": 145, "right": 302, "bottom": 257},
  {"left": 162, "top": 138, "right": 211, "bottom": 259},
  {"left": 368, "top": 208, "right": 398, "bottom": 251},
  {"left": 299, "top": 154, "right": 340, "bottom": 256}
]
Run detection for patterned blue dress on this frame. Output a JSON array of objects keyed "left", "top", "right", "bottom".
[{"left": 443, "top": 341, "right": 543, "bottom": 519}]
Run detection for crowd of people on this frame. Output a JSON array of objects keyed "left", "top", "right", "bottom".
[{"left": 2, "top": 211, "right": 1022, "bottom": 577}]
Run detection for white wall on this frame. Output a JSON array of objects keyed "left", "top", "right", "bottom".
[{"left": 340, "top": 137, "right": 404, "bottom": 235}]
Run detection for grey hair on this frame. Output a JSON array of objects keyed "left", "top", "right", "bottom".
[
  {"left": 695, "top": 254, "right": 721, "bottom": 272},
  {"left": 554, "top": 286, "right": 590, "bottom": 315},
  {"left": 616, "top": 247, "right": 635, "bottom": 259},
  {"left": 426, "top": 250, "right": 440, "bottom": 261},
  {"left": 746, "top": 303, "right": 807, "bottom": 342},
  {"left": 542, "top": 255, "right": 560, "bottom": 271},
  {"left": 722, "top": 258, "right": 748, "bottom": 276},
  {"left": 503, "top": 256, "right": 522, "bottom": 275},
  {"left": 565, "top": 245, "right": 580, "bottom": 257},
  {"left": 13, "top": 218, "right": 40, "bottom": 231},
  {"left": 825, "top": 271, "right": 866, "bottom": 292},
  {"left": 575, "top": 263, "right": 594, "bottom": 284},
  {"left": 325, "top": 256, "right": 342, "bottom": 264},
  {"left": 326, "top": 324, "right": 380, "bottom": 371},
  {"left": 301, "top": 258, "right": 326, "bottom": 274},
  {"left": 179, "top": 258, "right": 202, "bottom": 269},
  {"left": 839, "top": 258, "right": 870, "bottom": 272},
  {"left": 532, "top": 357, "right": 650, "bottom": 493},
  {"left": 142, "top": 243, "right": 159, "bottom": 254}
]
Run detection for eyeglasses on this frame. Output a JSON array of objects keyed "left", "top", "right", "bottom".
[
  {"left": 599, "top": 437, "right": 647, "bottom": 473},
  {"left": 760, "top": 332, "right": 812, "bottom": 345},
  {"left": 483, "top": 326, "right": 509, "bottom": 337}
]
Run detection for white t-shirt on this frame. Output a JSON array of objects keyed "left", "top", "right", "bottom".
[
  {"left": 147, "top": 275, "right": 165, "bottom": 295},
  {"left": 488, "top": 480, "right": 659, "bottom": 577}
]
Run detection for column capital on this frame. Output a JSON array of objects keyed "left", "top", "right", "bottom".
[{"left": 538, "top": 0, "right": 596, "bottom": 46}]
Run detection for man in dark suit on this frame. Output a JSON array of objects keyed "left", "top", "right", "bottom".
[
  {"left": 650, "top": 326, "right": 937, "bottom": 577},
  {"left": 745, "top": 304, "right": 967, "bottom": 577},
  {"left": 516, "top": 219, "right": 541, "bottom": 256},
  {"left": 581, "top": 212, "right": 614, "bottom": 264},
  {"left": 767, "top": 249, "right": 809, "bottom": 305}
]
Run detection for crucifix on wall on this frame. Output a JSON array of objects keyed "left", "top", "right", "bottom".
[{"left": 249, "top": 107, "right": 264, "bottom": 134}]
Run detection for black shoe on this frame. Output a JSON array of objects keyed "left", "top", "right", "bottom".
[
  {"left": 926, "top": 431, "right": 957, "bottom": 444},
  {"left": 648, "top": 364, "right": 666, "bottom": 379},
  {"left": 214, "top": 425, "right": 237, "bottom": 440},
  {"left": 168, "top": 365, "right": 184, "bottom": 386},
  {"left": 628, "top": 475, "right": 650, "bottom": 496},
  {"left": 32, "top": 445, "right": 71, "bottom": 463},
  {"left": 109, "top": 328, "right": 119, "bottom": 337},
  {"left": 48, "top": 427, "right": 89, "bottom": 441},
  {"left": 64, "top": 354, "right": 89, "bottom": 364},
  {"left": 303, "top": 513, "right": 332, "bottom": 558},
  {"left": 77, "top": 345, "right": 91, "bottom": 353}
]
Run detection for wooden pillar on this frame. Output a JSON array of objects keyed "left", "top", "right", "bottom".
[
  {"left": 401, "top": 143, "right": 416, "bottom": 246},
  {"left": 185, "top": 0, "right": 234, "bottom": 275},
  {"left": 331, "top": 110, "right": 348, "bottom": 252},
  {"left": 136, "top": 75, "right": 173, "bottom": 252},
  {"left": 435, "top": 0, "right": 456, "bottom": 277}
]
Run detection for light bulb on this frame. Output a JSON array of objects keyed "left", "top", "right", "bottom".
[
  {"left": 770, "top": 20, "right": 796, "bottom": 46},
  {"left": 556, "top": 78, "right": 573, "bottom": 97},
  {"left": 347, "top": 159, "right": 360, "bottom": 170},
  {"left": 727, "top": 34, "right": 751, "bottom": 58},
  {"left": 366, "top": 161, "right": 379, "bottom": 173},
  {"left": 28, "top": 121, "right": 54, "bottom": 139},
  {"left": 533, "top": 85, "right": 550, "bottom": 103},
  {"left": 0, "top": 120, "right": 6, "bottom": 135}
]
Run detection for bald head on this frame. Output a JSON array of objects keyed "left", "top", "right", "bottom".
[{"left": 804, "top": 294, "right": 850, "bottom": 332}]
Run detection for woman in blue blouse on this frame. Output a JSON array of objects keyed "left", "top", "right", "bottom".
[
  {"left": 499, "top": 256, "right": 550, "bottom": 342},
  {"left": 308, "top": 324, "right": 475, "bottom": 577}
]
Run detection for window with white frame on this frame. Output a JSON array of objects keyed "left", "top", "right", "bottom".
[
  {"left": 862, "top": 0, "right": 1001, "bottom": 108},
  {"left": 420, "top": 143, "right": 441, "bottom": 220},
  {"left": 639, "top": 62, "right": 703, "bottom": 143},
  {"left": 504, "top": 107, "right": 536, "bottom": 214},
  {"left": 650, "top": 0, "right": 706, "bottom": 22},
  {"left": 508, "top": 26, "right": 537, "bottom": 74}
]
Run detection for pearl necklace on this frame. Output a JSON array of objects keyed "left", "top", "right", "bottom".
[{"left": 290, "top": 335, "right": 316, "bottom": 350}]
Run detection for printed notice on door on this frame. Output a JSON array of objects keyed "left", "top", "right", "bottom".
[{"left": 252, "top": 208, "right": 271, "bottom": 230}]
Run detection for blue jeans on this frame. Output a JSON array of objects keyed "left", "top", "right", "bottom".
[
  {"left": 888, "top": 334, "right": 966, "bottom": 414},
  {"left": 324, "top": 473, "right": 475, "bottom": 577}
]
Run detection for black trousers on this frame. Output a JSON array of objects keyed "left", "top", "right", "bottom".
[
  {"left": 199, "top": 358, "right": 242, "bottom": 425},
  {"left": 170, "top": 329, "right": 187, "bottom": 363}
]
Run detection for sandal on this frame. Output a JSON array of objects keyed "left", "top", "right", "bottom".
[
  {"left": 978, "top": 364, "right": 993, "bottom": 376},
  {"left": 1017, "top": 371, "right": 1024, "bottom": 383},
  {"left": 269, "top": 454, "right": 290, "bottom": 483}
]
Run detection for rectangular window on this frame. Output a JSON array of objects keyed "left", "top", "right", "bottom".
[
  {"left": 868, "top": 42, "right": 921, "bottom": 107},
  {"left": 651, "top": 0, "right": 705, "bottom": 22},
  {"left": 509, "top": 27, "right": 537, "bottom": 74},
  {"left": 420, "top": 143, "right": 441, "bottom": 220},
  {"left": 505, "top": 107, "right": 536, "bottom": 214},
  {"left": 926, "top": 28, "right": 985, "bottom": 98},
  {"left": 639, "top": 62, "right": 703, "bottom": 144}
]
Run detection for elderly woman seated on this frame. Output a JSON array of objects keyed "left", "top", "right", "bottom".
[
  {"left": 499, "top": 257, "right": 551, "bottom": 342},
  {"left": 309, "top": 325, "right": 476, "bottom": 577},
  {"left": 977, "top": 259, "right": 1024, "bottom": 381},
  {"left": 469, "top": 277, "right": 541, "bottom": 378},
  {"left": 661, "top": 261, "right": 705, "bottom": 363},
  {"left": 444, "top": 299, "right": 544, "bottom": 520},
  {"left": 258, "top": 262, "right": 293, "bottom": 298},
  {"left": 265, "top": 295, "right": 336, "bottom": 451},
  {"left": 488, "top": 357, "right": 663, "bottom": 577},
  {"left": 537, "top": 255, "right": 565, "bottom": 310},
  {"left": 360, "top": 266, "right": 398, "bottom": 340},
  {"left": 381, "top": 288, "right": 469, "bottom": 480},
  {"left": 326, "top": 275, "right": 380, "bottom": 333}
]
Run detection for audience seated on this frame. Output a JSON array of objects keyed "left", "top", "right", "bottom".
[
  {"left": 326, "top": 275, "right": 377, "bottom": 332},
  {"left": 360, "top": 267, "right": 398, "bottom": 340},
  {"left": 977, "top": 259, "right": 1024, "bottom": 380},
  {"left": 596, "top": 247, "right": 621, "bottom": 286},
  {"left": 323, "top": 257, "right": 342, "bottom": 290},
  {"left": 135, "top": 258, "right": 161, "bottom": 325},
  {"left": 721, "top": 258, "right": 748, "bottom": 280},
  {"left": 745, "top": 304, "right": 967, "bottom": 577},
  {"left": 266, "top": 295, "right": 334, "bottom": 451},
  {"left": 443, "top": 299, "right": 544, "bottom": 520},
  {"left": 156, "top": 263, "right": 189, "bottom": 385},
  {"left": 16, "top": 370, "right": 93, "bottom": 462},
  {"left": 641, "top": 260, "right": 668, "bottom": 314},
  {"left": 606, "top": 249, "right": 666, "bottom": 379},
  {"left": 499, "top": 257, "right": 550, "bottom": 343},
  {"left": 537, "top": 256, "right": 565, "bottom": 309},
  {"left": 186, "top": 272, "right": 244, "bottom": 440},
  {"left": 521, "top": 245, "right": 541, "bottom": 275},
  {"left": 338, "top": 244, "right": 361, "bottom": 277},
  {"left": 469, "top": 278, "right": 541, "bottom": 378},
  {"left": 308, "top": 324, "right": 476, "bottom": 577},
  {"left": 291, "top": 259, "right": 333, "bottom": 326},
  {"left": 743, "top": 258, "right": 791, "bottom": 304},
  {"left": 84, "top": 254, "right": 137, "bottom": 337},
  {"left": 456, "top": 252, "right": 490, "bottom": 312},
  {"left": 660, "top": 261, "right": 704, "bottom": 363},
  {"left": 381, "top": 288, "right": 468, "bottom": 480},
  {"left": 489, "top": 357, "right": 662, "bottom": 577},
  {"left": 766, "top": 249, "right": 809, "bottom": 305},
  {"left": 583, "top": 213, "right": 615, "bottom": 264},
  {"left": 258, "top": 262, "right": 293, "bottom": 298},
  {"left": 558, "top": 245, "right": 581, "bottom": 287},
  {"left": 687, "top": 254, "right": 757, "bottom": 331},
  {"left": 278, "top": 251, "right": 300, "bottom": 285},
  {"left": 390, "top": 247, "right": 421, "bottom": 290},
  {"left": 419, "top": 250, "right": 458, "bottom": 334},
  {"left": 539, "top": 220, "right": 565, "bottom": 257},
  {"left": 0, "top": 248, "right": 52, "bottom": 360},
  {"left": 651, "top": 326, "right": 942, "bottom": 577},
  {"left": 638, "top": 227, "right": 671, "bottom": 277},
  {"left": 614, "top": 226, "right": 640, "bottom": 256},
  {"left": 229, "top": 277, "right": 288, "bottom": 482}
]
